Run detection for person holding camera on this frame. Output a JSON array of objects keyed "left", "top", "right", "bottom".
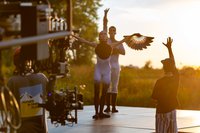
[
  {"left": 103, "top": 9, "right": 125, "bottom": 113},
  {"left": 151, "top": 37, "right": 179, "bottom": 133},
  {"left": 7, "top": 48, "right": 48, "bottom": 133}
]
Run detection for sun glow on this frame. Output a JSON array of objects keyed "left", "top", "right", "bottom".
[{"left": 98, "top": 0, "right": 200, "bottom": 68}]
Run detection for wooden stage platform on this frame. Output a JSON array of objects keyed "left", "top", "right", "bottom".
[{"left": 48, "top": 106, "right": 200, "bottom": 133}]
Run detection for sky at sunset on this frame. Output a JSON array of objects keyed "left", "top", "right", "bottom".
[{"left": 98, "top": 0, "right": 200, "bottom": 68}]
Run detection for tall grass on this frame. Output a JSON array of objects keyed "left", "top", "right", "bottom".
[
  {"left": 63, "top": 65, "right": 200, "bottom": 110},
  {"left": 3, "top": 63, "right": 200, "bottom": 110},
  {"left": 118, "top": 67, "right": 161, "bottom": 107}
]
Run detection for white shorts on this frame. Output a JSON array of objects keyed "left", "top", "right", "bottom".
[{"left": 94, "top": 57, "right": 111, "bottom": 85}]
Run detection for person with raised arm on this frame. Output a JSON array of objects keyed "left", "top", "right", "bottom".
[
  {"left": 152, "top": 37, "right": 179, "bottom": 133},
  {"left": 103, "top": 9, "right": 125, "bottom": 113},
  {"left": 72, "top": 23, "right": 129, "bottom": 119}
]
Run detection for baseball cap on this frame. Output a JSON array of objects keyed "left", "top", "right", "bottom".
[
  {"left": 161, "top": 58, "right": 173, "bottom": 65},
  {"left": 161, "top": 58, "right": 175, "bottom": 72}
]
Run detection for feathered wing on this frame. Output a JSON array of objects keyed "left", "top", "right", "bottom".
[{"left": 125, "top": 34, "right": 154, "bottom": 50}]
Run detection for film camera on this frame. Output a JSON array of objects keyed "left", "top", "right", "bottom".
[
  {"left": 36, "top": 36, "right": 84, "bottom": 126},
  {"left": 41, "top": 75, "right": 83, "bottom": 125},
  {"left": 0, "top": 0, "right": 83, "bottom": 126}
]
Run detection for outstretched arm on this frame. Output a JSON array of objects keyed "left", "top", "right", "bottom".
[
  {"left": 112, "top": 45, "right": 125, "bottom": 55},
  {"left": 72, "top": 35, "right": 97, "bottom": 48},
  {"left": 108, "top": 36, "right": 130, "bottom": 48},
  {"left": 103, "top": 8, "right": 109, "bottom": 32},
  {"left": 162, "top": 37, "right": 175, "bottom": 66}
]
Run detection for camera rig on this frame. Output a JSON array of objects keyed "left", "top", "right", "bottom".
[
  {"left": 35, "top": 34, "right": 83, "bottom": 126},
  {"left": 39, "top": 75, "right": 83, "bottom": 125},
  {"left": 0, "top": 0, "right": 83, "bottom": 128}
]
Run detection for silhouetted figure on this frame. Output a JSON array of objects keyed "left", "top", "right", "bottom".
[
  {"left": 152, "top": 37, "right": 179, "bottom": 133},
  {"left": 103, "top": 9, "right": 125, "bottom": 113},
  {"left": 7, "top": 48, "right": 48, "bottom": 133}
]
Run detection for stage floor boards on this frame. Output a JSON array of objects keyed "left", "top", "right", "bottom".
[{"left": 48, "top": 106, "right": 200, "bottom": 133}]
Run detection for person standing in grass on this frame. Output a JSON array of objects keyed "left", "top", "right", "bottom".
[
  {"left": 152, "top": 37, "right": 179, "bottom": 133},
  {"left": 103, "top": 9, "right": 125, "bottom": 113}
]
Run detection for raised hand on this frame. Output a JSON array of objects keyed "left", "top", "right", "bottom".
[
  {"left": 104, "top": 8, "right": 110, "bottom": 22},
  {"left": 103, "top": 8, "right": 110, "bottom": 32},
  {"left": 123, "top": 35, "right": 132, "bottom": 42},
  {"left": 162, "top": 37, "right": 175, "bottom": 65},
  {"left": 104, "top": 8, "right": 110, "bottom": 15},
  {"left": 162, "top": 37, "right": 173, "bottom": 49}
]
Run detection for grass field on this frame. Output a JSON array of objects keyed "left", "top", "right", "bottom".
[
  {"left": 57, "top": 65, "right": 200, "bottom": 110},
  {"left": 3, "top": 63, "right": 200, "bottom": 110}
]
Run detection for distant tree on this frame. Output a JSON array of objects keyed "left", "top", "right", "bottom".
[
  {"left": 143, "top": 60, "right": 153, "bottom": 69},
  {"left": 180, "top": 66, "right": 196, "bottom": 77},
  {"left": 49, "top": 0, "right": 102, "bottom": 65}
]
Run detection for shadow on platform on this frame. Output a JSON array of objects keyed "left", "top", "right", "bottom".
[{"left": 48, "top": 106, "right": 200, "bottom": 133}]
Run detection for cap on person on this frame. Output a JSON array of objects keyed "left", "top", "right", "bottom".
[
  {"left": 161, "top": 58, "right": 172, "bottom": 65},
  {"left": 161, "top": 58, "right": 175, "bottom": 72}
]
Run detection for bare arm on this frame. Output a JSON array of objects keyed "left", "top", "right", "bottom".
[
  {"left": 72, "top": 35, "right": 97, "bottom": 48},
  {"left": 112, "top": 45, "right": 125, "bottom": 55},
  {"left": 108, "top": 36, "right": 130, "bottom": 48},
  {"left": 103, "top": 8, "right": 109, "bottom": 32},
  {"left": 162, "top": 37, "right": 175, "bottom": 66}
]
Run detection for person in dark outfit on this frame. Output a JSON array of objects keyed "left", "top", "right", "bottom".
[{"left": 152, "top": 37, "right": 179, "bottom": 133}]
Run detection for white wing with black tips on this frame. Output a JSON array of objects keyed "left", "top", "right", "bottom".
[{"left": 124, "top": 33, "right": 154, "bottom": 50}]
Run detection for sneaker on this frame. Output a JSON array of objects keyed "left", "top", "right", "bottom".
[
  {"left": 92, "top": 114, "right": 99, "bottom": 119},
  {"left": 99, "top": 113, "right": 110, "bottom": 119},
  {"left": 112, "top": 108, "right": 118, "bottom": 113},
  {"left": 104, "top": 107, "right": 111, "bottom": 113}
]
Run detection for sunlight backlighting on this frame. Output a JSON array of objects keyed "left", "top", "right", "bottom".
[{"left": 98, "top": 0, "right": 200, "bottom": 68}]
